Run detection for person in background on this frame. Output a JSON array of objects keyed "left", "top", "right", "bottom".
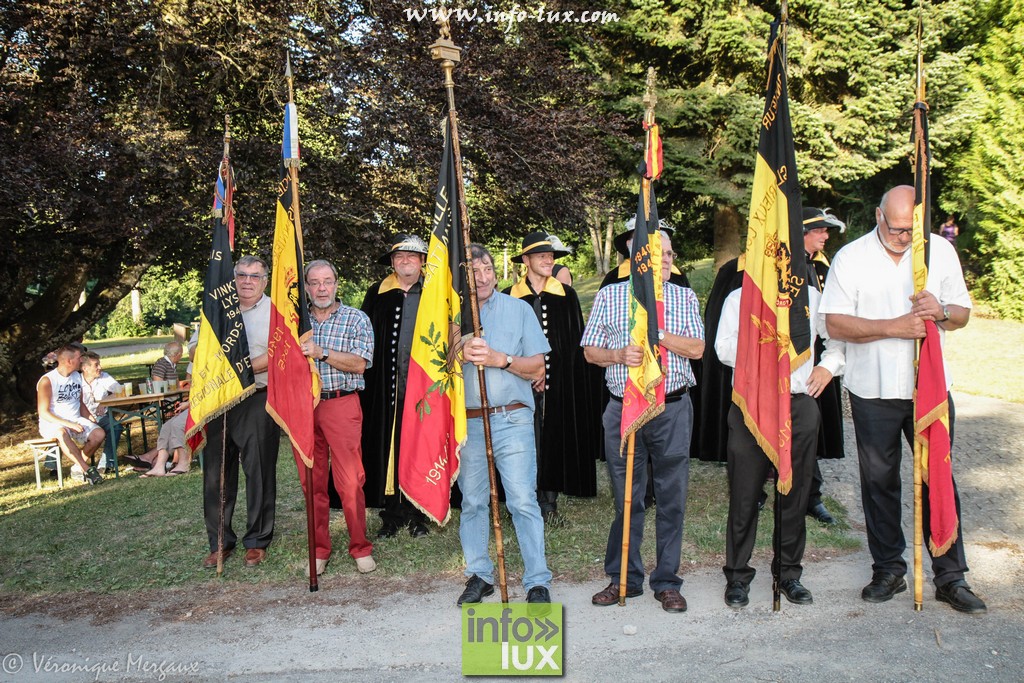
[
  {"left": 79, "top": 351, "right": 123, "bottom": 473},
  {"left": 151, "top": 341, "right": 183, "bottom": 381},
  {"left": 36, "top": 344, "right": 105, "bottom": 485}
]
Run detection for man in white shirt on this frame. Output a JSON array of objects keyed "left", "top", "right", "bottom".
[
  {"left": 820, "top": 185, "right": 985, "bottom": 614},
  {"left": 80, "top": 351, "right": 123, "bottom": 472},
  {"left": 716, "top": 286, "right": 843, "bottom": 607}
]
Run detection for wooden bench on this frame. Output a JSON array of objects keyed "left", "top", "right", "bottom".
[{"left": 26, "top": 438, "right": 65, "bottom": 490}]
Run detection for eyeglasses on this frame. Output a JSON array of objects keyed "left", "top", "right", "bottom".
[
  {"left": 235, "top": 272, "right": 267, "bottom": 281},
  {"left": 879, "top": 211, "right": 913, "bottom": 237}
]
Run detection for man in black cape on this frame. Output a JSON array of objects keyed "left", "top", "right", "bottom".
[
  {"left": 505, "top": 231, "right": 602, "bottom": 521},
  {"left": 356, "top": 233, "right": 431, "bottom": 538},
  {"left": 697, "top": 207, "right": 846, "bottom": 523}
]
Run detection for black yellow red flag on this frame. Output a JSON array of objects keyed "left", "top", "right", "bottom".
[
  {"left": 186, "top": 134, "right": 255, "bottom": 452},
  {"left": 398, "top": 118, "right": 470, "bottom": 525},
  {"left": 732, "top": 19, "right": 811, "bottom": 494}
]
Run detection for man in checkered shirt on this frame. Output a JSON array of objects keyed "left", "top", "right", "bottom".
[
  {"left": 581, "top": 230, "right": 704, "bottom": 613},
  {"left": 298, "top": 259, "right": 377, "bottom": 576}
]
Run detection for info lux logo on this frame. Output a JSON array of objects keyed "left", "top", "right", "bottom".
[{"left": 461, "top": 603, "right": 563, "bottom": 675}]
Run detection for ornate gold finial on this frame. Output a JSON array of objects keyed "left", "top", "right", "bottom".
[
  {"left": 429, "top": 14, "right": 461, "bottom": 64},
  {"left": 643, "top": 67, "right": 658, "bottom": 123}
]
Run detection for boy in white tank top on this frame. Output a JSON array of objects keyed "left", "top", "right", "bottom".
[{"left": 36, "top": 345, "right": 106, "bottom": 484}]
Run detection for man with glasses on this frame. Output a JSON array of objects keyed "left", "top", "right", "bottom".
[
  {"left": 582, "top": 230, "right": 704, "bottom": 613},
  {"left": 299, "top": 259, "right": 376, "bottom": 575},
  {"left": 202, "top": 255, "right": 282, "bottom": 570},
  {"left": 820, "top": 185, "right": 986, "bottom": 614}
]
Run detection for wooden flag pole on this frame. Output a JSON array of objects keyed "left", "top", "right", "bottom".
[
  {"left": 773, "top": 471, "right": 782, "bottom": 611},
  {"left": 430, "top": 19, "right": 508, "bottom": 604},
  {"left": 284, "top": 54, "right": 318, "bottom": 593},
  {"left": 912, "top": 11, "right": 927, "bottom": 612},
  {"left": 618, "top": 433, "right": 636, "bottom": 606},
  {"left": 618, "top": 68, "right": 658, "bottom": 605}
]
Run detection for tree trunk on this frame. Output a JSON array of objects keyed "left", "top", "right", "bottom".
[
  {"left": 604, "top": 211, "right": 615, "bottom": 273},
  {"left": 713, "top": 203, "right": 743, "bottom": 272},
  {"left": 588, "top": 209, "right": 605, "bottom": 275},
  {"left": 131, "top": 288, "right": 143, "bottom": 323}
]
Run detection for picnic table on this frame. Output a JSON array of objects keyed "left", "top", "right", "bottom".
[{"left": 98, "top": 388, "right": 187, "bottom": 477}]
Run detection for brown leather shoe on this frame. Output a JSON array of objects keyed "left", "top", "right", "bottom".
[
  {"left": 244, "top": 548, "right": 267, "bottom": 567},
  {"left": 655, "top": 589, "right": 687, "bottom": 613},
  {"left": 202, "top": 548, "right": 234, "bottom": 569},
  {"left": 592, "top": 582, "right": 643, "bottom": 606}
]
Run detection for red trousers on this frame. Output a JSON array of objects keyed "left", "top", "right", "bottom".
[{"left": 292, "top": 394, "right": 372, "bottom": 560}]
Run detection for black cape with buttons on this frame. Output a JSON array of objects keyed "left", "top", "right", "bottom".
[{"left": 504, "top": 276, "right": 602, "bottom": 497}]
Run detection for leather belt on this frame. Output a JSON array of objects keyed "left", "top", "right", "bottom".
[
  {"left": 465, "top": 402, "right": 527, "bottom": 419},
  {"left": 609, "top": 386, "right": 689, "bottom": 403},
  {"left": 320, "top": 389, "right": 356, "bottom": 400}
]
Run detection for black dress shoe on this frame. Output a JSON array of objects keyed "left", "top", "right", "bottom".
[
  {"left": 807, "top": 502, "right": 837, "bottom": 525},
  {"left": 780, "top": 578, "right": 813, "bottom": 605},
  {"left": 408, "top": 521, "right": 429, "bottom": 538},
  {"left": 527, "top": 586, "right": 551, "bottom": 603},
  {"left": 861, "top": 572, "right": 907, "bottom": 603},
  {"left": 377, "top": 521, "right": 401, "bottom": 539},
  {"left": 724, "top": 580, "right": 749, "bottom": 608},
  {"left": 936, "top": 580, "right": 987, "bottom": 614},
  {"left": 457, "top": 575, "right": 495, "bottom": 606}
]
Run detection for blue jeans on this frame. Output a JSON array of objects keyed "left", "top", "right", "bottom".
[{"left": 458, "top": 408, "right": 551, "bottom": 591}]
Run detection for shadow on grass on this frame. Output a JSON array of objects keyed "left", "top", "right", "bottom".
[{"left": 0, "top": 440, "right": 858, "bottom": 596}]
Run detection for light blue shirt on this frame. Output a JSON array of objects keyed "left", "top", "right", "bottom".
[{"left": 463, "top": 292, "right": 550, "bottom": 410}]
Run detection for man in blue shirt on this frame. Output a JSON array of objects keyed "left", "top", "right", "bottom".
[{"left": 456, "top": 244, "right": 553, "bottom": 607}]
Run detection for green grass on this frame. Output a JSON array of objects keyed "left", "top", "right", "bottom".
[
  {"left": 944, "top": 314, "right": 1024, "bottom": 403},
  {"left": 0, "top": 438, "right": 855, "bottom": 593},
  {"left": 83, "top": 335, "right": 174, "bottom": 350},
  {"left": 95, "top": 346, "right": 188, "bottom": 386}
]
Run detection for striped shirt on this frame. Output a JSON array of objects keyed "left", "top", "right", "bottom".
[
  {"left": 308, "top": 303, "right": 374, "bottom": 392},
  {"left": 581, "top": 282, "right": 704, "bottom": 397}
]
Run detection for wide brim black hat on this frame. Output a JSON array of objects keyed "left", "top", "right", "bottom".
[
  {"left": 802, "top": 207, "right": 846, "bottom": 233},
  {"left": 613, "top": 220, "right": 676, "bottom": 257},
  {"left": 511, "top": 231, "right": 570, "bottom": 264}
]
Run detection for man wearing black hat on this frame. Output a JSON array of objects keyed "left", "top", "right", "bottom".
[
  {"left": 504, "top": 232, "right": 603, "bottom": 522},
  {"left": 801, "top": 207, "right": 848, "bottom": 525},
  {"left": 599, "top": 215, "right": 692, "bottom": 291},
  {"left": 359, "top": 234, "right": 432, "bottom": 538}
]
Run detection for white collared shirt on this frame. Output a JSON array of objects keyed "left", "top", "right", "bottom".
[
  {"left": 715, "top": 287, "right": 844, "bottom": 394},
  {"left": 819, "top": 229, "right": 971, "bottom": 399}
]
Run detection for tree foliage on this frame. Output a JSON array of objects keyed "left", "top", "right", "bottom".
[
  {"left": 945, "top": 0, "right": 1024, "bottom": 319},
  {"left": 0, "top": 0, "right": 622, "bottom": 408}
]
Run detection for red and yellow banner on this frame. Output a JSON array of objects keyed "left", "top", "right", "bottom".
[
  {"left": 399, "top": 117, "right": 469, "bottom": 525},
  {"left": 732, "top": 19, "right": 811, "bottom": 494},
  {"left": 266, "top": 101, "right": 320, "bottom": 469},
  {"left": 911, "top": 97, "right": 958, "bottom": 555},
  {"left": 620, "top": 174, "right": 665, "bottom": 450}
]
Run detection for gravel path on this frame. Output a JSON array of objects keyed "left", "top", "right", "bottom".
[{"left": 1, "top": 391, "right": 1022, "bottom": 682}]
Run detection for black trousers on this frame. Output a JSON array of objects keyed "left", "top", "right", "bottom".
[
  {"left": 202, "top": 391, "right": 282, "bottom": 552},
  {"left": 724, "top": 394, "right": 819, "bottom": 584},
  {"left": 848, "top": 393, "right": 968, "bottom": 588}
]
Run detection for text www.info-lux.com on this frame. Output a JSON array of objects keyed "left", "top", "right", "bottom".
[{"left": 406, "top": 5, "right": 620, "bottom": 32}]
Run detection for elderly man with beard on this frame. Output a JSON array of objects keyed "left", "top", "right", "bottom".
[{"left": 299, "top": 259, "right": 376, "bottom": 576}]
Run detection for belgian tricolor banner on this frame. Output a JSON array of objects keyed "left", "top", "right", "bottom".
[
  {"left": 620, "top": 147, "right": 666, "bottom": 451},
  {"left": 186, "top": 142, "right": 255, "bottom": 452},
  {"left": 399, "top": 117, "right": 470, "bottom": 525},
  {"left": 732, "top": 19, "right": 811, "bottom": 494},
  {"left": 266, "top": 100, "right": 321, "bottom": 469},
  {"left": 911, "top": 97, "right": 958, "bottom": 556}
]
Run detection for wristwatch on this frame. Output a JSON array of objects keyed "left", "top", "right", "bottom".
[
  {"left": 502, "top": 354, "right": 514, "bottom": 369},
  {"left": 658, "top": 329, "right": 665, "bottom": 341},
  {"left": 938, "top": 306, "right": 950, "bottom": 323},
  {"left": 320, "top": 349, "right": 330, "bottom": 362}
]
